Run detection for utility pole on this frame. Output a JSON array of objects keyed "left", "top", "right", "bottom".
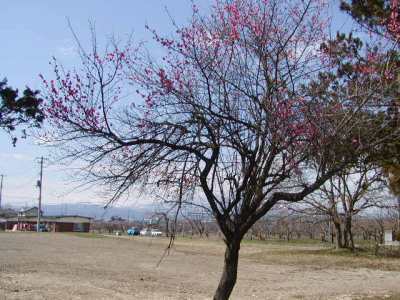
[
  {"left": 397, "top": 196, "right": 400, "bottom": 231},
  {"left": 0, "top": 174, "right": 4, "bottom": 209},
  {"left": 37, "top": 157, "right": 44, "bottom": 232}
]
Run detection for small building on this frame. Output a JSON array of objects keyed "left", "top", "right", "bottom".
[
  {"left": 384, "top": 229, "right": 400, "bottom": 246},
  {"left": 49, "top": 216, "right": 91, "bottom": 232},
  {"left": 5, "top": 215, "right": 91, "bottom": 232}
]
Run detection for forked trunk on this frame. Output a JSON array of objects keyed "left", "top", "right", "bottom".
[{"left": 213, "top": 239, "right": 241, "bottom": 300}]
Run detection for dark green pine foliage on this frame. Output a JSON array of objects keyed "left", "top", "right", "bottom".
[
  {"left": 340, "top": 0, "right": 392, "bottom": 36},
  {"left": 341, "top": 0, "right": 400, "bottom": 195},
  {"left": 0, "top": 79, "right": 44, "bottom": 145}
]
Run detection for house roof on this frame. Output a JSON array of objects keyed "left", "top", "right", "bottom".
[
  {"left": 49, "top": 216, "right": 92, "bottom": 223},
  {"left": 19, "top": 206, "right": 42, "bottom": 212},
  {"left": 0, "top": 208, "right": 17, "bottom": 218},
  {"left": 6, "top": 215, "right": 91, "bottom": 224},
  {"left": 18, "top": 206, "right": 43, "bottom": 215}
]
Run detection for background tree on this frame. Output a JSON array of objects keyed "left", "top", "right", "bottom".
[
  {"left": 0, "top": 79, "right": 44, "bottom": 145},
  {"left": 181, "top": 207, "right": 210, "bottom": 238},
  {"left": 40, "top": 1, "right": 394, "bottom": 298},
  {"left": 302, "top": 166, "right": 384, "bottom": 250},
  {"left": 341, "top": 0, "right": 400, "bottom": 228}
]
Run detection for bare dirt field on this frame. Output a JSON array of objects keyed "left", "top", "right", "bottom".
[{"left": 1, "top": 232, "right": 400, "bottom": 299}]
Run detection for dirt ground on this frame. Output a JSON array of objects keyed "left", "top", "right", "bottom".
[{"left": 1, "top": 232, "right": 400, "bottom": 299}]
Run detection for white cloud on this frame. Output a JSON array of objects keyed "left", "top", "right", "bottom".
[{"left": 0, "top": 153, "right": 32, "bottom": 161}]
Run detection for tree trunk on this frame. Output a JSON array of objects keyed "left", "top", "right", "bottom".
[
  {"left": 333, "top": 221, "right": 343, "bottom": 249},
  {"left": 164, "top": 217, "right": 169, "bottom": 237},
  {"left": 213, "top": 239, "right": 241, "bottom": 300},
  {"left": 345, "top": 216, "right": 355, "bottom": 251},
  {"left": 343, "top": 225, "right": 349, "bottom": 248},
  {"left": 349, "top": 229, "right": 355, "bottom": 250}
]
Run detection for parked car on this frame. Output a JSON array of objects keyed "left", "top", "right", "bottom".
[
  {"left": 140, "top": 228, "right": 149, "bottom": 236},
  {"left": 139, "top": 228, "right": 162, "bottom": 236},
  {"left": 150, "top": 229, "right": 163, "bottom": 236},
  {"left": 127, "top": 227, "right": 140, "bottom": 236}
]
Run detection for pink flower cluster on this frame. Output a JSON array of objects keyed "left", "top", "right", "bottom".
[
  {"left": 40, "top": 47, "right": 131, "bottom": 132},
  {"left": 388, "top": 0, "right": 400, "bottom": 41},
  {"left": 271, "top": 97, "right": 320, "bottom": 153}
]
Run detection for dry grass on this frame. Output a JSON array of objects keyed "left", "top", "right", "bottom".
[
  {"left": 245, "top": 247, "right": 400, "bottom": 271},
  {"left": 166, "top": 236, "right": 400, "bottom": 272},
  {"left": 1, "top": 232, "right": 400, "bottom": 299}
]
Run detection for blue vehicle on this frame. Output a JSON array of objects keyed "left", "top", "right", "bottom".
[{"left": 127, "top": 227, "right": 140, "bottom": 236}]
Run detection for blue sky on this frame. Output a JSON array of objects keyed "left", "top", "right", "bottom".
[
  {"left": 0, "top": 1, "right": 352, "bottom": 208},
  {"left": 0, "top": 1, "right": 203, "bottom": 208}
]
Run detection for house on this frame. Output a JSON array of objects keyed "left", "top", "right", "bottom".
[
  {"left": 5, "top": 212, "right": 91, "bottom": 232},
  {"left": 48, "top": 216, "right": 91, "bottom": 232},
  {"left": 1, "top": 206, "right": 92, "bottom": 232}
]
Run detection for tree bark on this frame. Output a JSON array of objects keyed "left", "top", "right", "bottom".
[
  {"left": 213, "top": 239, "right": 241, "bottom": 300},
  {"left": 165, "top": 218, "right": 169, "bottom": 237},
  {"left": 343, "top": 225, "right": 349, "bottom": 248},
  {"left": 345, "top": 216, "right": 355, "bottom": 251},
  {"left": 333, "top": 221, "right": 343, "bottom": 249}
]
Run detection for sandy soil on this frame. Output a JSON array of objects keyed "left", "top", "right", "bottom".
[{"left": 0, "top": 232, "right": 399, "bottom": 299}]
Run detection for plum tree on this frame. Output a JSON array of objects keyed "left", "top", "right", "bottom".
[{"left": 40, "top": 1, "right": 396, "bottom": 298}]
